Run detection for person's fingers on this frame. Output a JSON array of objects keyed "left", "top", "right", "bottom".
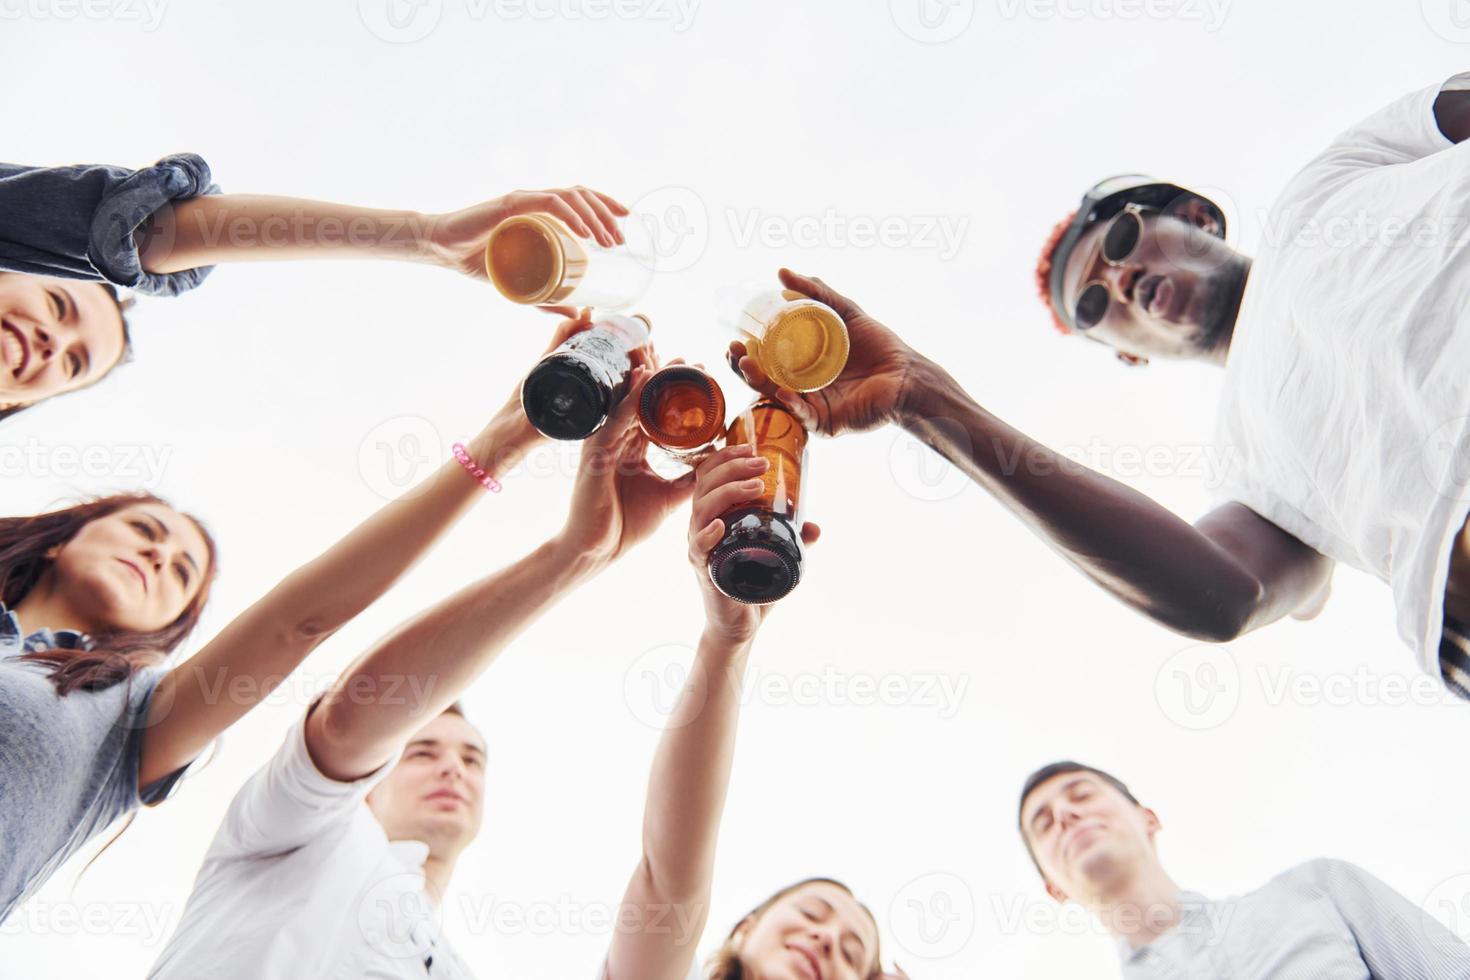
[
  {"left": 589, "top": 366, "right": 651, "bottom": 447},
  {"left": 545, "top": 313, "right": 594, "bottom": 351},
  {"left": 692, "top": 479, "right": 765, "bottom": 529},
  {"left": 778, "top": 267, "right": 862, "bottom": 320},
  {"left": 666, "top": 356, "right": 687, "bottom": 367},
  {"left": 774, "top": 389, "right": 821, "bottom": 431},
  {"left": 629, "top": 344, "right": 658, "bottom": 372},
  {"left": 536, "top": 304, "right": 580, "bottom": 319},
  {"left": 558, "top": 189, "right": 611, "bottom": 247},
  {"left": 688, "top": 517, "right": 725, "bottom": 563},
  {"left": 576, "top": 187, "right": 625, "bottom": 245},
  {"left": 799, "top": 521, "right": 821, "bottom": 546},
  {"left": 587, "top": 187, "right": 631, "bottom": 216},
  {"left": 531, "top": 193, "right": 593, "bottom": 240},
  {"left": 698, "top": 454, "right": 768, "bottom": 495},
  {"left": 693, "top": 442, "right": 757, "bottom": 483},
  {"left": 693, "top": 443, "right": 761, "bottom": 492}
]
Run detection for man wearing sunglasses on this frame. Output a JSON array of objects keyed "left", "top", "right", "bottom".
[{"left": 730, "top": 72, "right": 1470, "bottom": 698}]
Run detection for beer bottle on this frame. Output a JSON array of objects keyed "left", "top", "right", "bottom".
[
  {"left": 708, "top": 400, "right": 809, "bottom": 604},
  {"left": 485, "top": 213, "right": 653, "bottom": 312},
  {"left": 738, "top": 290, "right": 849, "bottom": 393},
  {"left": 637, "top": 365, "right": 727, "bottom": 468},
  {"left": 522, "top": 312, "right": 651, "bottom": 440}
]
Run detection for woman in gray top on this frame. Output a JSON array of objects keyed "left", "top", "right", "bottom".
[
  {"left": 0, "top": 154, "right": 629, "bottom": 420},
  {"left": 0, "top": 308, "right": 623, "bottom": 922}
]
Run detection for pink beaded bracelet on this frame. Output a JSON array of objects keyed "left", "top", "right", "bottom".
[{"left": 452, "top": 442, "right": 502, "bottom": 493}]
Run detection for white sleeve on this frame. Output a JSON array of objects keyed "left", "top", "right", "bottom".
[
  {"left": 1306, "top": 73, "right": 1470, "bottom": 174},
  {"left": 205, "top": 712, "right": 394, "bottom": 862}
]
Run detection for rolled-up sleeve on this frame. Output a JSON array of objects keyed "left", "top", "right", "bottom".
[{"left": 0, "top": 153, "right": 219, "bottom": 297}]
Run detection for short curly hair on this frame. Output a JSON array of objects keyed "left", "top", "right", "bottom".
[{"left": 1035, "top": 211, "right": 1077, "bottom": 336}]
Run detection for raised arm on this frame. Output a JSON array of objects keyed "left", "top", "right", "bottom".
[
  {"left": 306, "top": 363, "right": 692, "bottom": 782},
  {"left": 729, "top": 269, "right": 1333, "bottom": 644},
  {"left": 605, "top": 444, "right": 821, "bottom": 980},
  {"left": 138, "top": 186, "right": 629, "bottom": 281},
  {"left": 136, "top": 312, "right": 593, "bottom": 788}
]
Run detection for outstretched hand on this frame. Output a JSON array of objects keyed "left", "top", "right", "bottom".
[
  {"left": 727, "top": 268, "right": 921, "bottom": 437},
  {"left": 430, "top": 186, "right": 630, "bottom": 281},
  {"left": 558, "top": 366, "right": 695, "bottom": 568},
  {"left": 686, "top": 443, "right": 821, "bottom": 644}
]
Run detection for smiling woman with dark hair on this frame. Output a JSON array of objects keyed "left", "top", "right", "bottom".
[
  {"left": 0, "top": 155, "right": 629, "bottom": 419},
  {"left": 0, "top": 311, "right": 601, "bottom": 923}
]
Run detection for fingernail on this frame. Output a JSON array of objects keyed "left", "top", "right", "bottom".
[{"left": 744, "top": 478, "right": 764, "bottom": 489}]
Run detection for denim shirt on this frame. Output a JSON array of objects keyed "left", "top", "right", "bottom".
[
  {"left": 0, "top": 153, "right": 219, "bottom": 296},
  {"left": 0, "top": 602, "right": 180, "bottom": 923}
]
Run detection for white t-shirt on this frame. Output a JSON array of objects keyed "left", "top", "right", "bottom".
[
  {"left": 1215, "top": 72, "right": 1470, "bottom": 677},
  {"left": 150, "top": 716, "right": 473, "bottom": 980}
]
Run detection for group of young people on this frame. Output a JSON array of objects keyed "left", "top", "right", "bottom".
[{"left": 5, "top": 69, "right": 1470, "bottom": 979}]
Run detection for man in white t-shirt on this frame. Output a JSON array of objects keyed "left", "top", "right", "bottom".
[
  {"left": 150, "top": 360, "right": 692, "bottom": 979},
  {"left": 731, "top": 72, "right": 1470, "bottom": 696}
]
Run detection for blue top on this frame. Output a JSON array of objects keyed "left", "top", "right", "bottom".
[
  {"left": 0, "top": 154, "right": 219, "bottom": 297},
  {"left": 0, "top": 602, "right": 184, "bottom": 922}
]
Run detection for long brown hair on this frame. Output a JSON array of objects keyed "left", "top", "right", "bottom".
[
  {"left": 1, "top": 492, "right": 217, "bottom": 694},
  {"left": 705, "top": 877, "right": 884, "bottom": 980}
]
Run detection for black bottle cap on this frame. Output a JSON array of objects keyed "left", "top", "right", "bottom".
[
  {"left": 522, "top": 354, "right": 612, "bottom": 441},
  {"left": 708, "top": 509, "right": 803, "bottom": 604}
]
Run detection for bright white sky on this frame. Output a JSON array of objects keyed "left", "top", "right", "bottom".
[{"left": 5, "top": 1, "right": 1470, "bottom": 977}]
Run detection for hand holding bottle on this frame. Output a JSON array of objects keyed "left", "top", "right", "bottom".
[
  {"left": 427, "top": 186, "right": 629, "bottom": 281},
  {"left": 687, "top": 443, "right": 821, "bottom": 644},
  {"left": 554, "top": 366, "right": 694, "bottom": 571},
  {"left": 727, "top": 268, "right": 924, "bottom": 437}
]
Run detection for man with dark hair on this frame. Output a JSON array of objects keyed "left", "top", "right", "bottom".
[
  {"left": 1016, "top": 761, "right": 1470, "bottom": 977},
  {"left": 151, "top": 369, "right": 691, "bottom": 979},
  {"left": 730, "top": 71, "right": 1470, "bottom": 700}
]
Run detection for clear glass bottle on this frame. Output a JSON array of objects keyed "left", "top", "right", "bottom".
[
  {"left": 637, "top": 365, "right": 727, "bottom": 470},
  {"left": 485, "top": 213, "right": 654, "bottom": 312},
  {"left": 737, "top": 290, "right": 850, "bottom": 393},
  {"left": 521, "top": 312, "right": 651, "bottom": 441},
  {"left": 707, "top": 400, "right": 809, "bottom": 604}
]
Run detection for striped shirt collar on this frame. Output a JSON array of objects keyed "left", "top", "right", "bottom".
[
  {"left": 0, "top": 601, "right": 95, "bottom": 656},
  {"left": 1115, "top": 891, "right": 1214, "bottom": 964}
]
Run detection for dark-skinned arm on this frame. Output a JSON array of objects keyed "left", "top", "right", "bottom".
[{"left": 730, "top": 269, "right": 1334, "bottom": 644}]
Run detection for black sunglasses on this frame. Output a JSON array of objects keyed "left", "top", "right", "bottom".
[{"left": 1073, "top": 206, "right": 1146, "bottom": 331}]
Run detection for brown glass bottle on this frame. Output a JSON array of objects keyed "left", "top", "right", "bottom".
[
  {"left": 521, "top": 312, "right": 651, "bottom": 440},
  {"left": 637, "top": 365, "right": 727, "bottom": 466},
  {"left": 708, "top": 400, "right": 809, "bottom": 604}
]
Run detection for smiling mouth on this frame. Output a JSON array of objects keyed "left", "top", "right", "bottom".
[
  {"left": 1137, "top": 275, "right": 1162, "bottom": 313},
  {"left": 1, "top": 322, "right": 29, "bottom": 380},
  {"left": 791, "top": 946, "right": 822, "bottom": 980},
  {"left": 117, "top": 558, "right": 148, "bottom": 593}
]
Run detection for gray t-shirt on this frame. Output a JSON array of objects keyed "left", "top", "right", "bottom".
[{"left": 0, "top": 603, "right": 181, "bottom": 922}]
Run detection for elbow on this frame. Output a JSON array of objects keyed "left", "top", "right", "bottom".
[{"left": 1154, "top": 588, "right": 1260, "bottom": 644}]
